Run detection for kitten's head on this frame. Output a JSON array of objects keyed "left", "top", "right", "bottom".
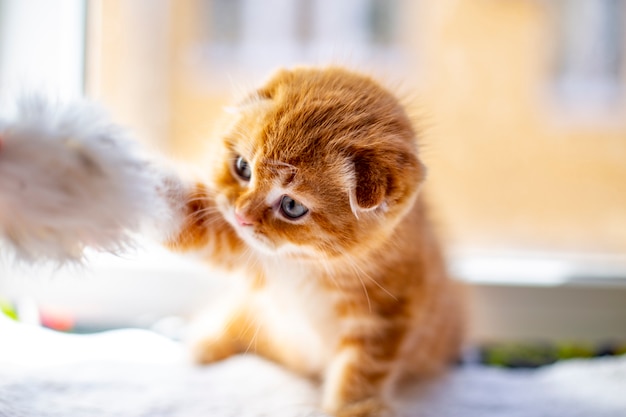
[{"left": 211, "top": 67, "right": 425, "bottom": 259}]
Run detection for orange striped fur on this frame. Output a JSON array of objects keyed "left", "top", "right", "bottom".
[{"left": 168, "top": 67, "right": 465, "bottom": 417}]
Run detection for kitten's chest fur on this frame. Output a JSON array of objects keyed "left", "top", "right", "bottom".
[{"left": 243, "top": 259, "right": 342, "bottom": 375}]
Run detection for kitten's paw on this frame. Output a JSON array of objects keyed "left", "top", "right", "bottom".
[
  {"left": 189, "top": 337, "right": 238, "bottom": 365},
  {"left": 325, "top": 398, "right": 393, "bottom": 417}
]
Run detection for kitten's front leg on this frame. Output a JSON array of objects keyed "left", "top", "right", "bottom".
[
  {"left": 322, "top": 323, "right": 405, "bottom": 417},
  {"left": 186, "top": 296, "right": 260, "bottom": 364}
]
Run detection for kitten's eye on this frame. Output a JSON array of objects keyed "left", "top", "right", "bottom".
[
  {"left": 234, "top": 156, "right": 251, "bottom": 181},
  {"left": 280, "top": 195, "right": 308, "bottom": 220}
]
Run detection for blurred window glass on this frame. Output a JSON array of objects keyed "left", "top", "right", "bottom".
[
  {"left": 554, "top": 0, "right": 625, "bottom": 104},
  {"left": 201, "top": 0, "right": 402, "bottom": 75}
]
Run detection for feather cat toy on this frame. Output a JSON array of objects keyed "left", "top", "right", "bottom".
[{"left": 0, "top": 97, "right": 178, "bottom": 262}]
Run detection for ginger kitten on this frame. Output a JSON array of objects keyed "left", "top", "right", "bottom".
[{"left": 168, "top": 67, "right": 464, "bottom": 417}]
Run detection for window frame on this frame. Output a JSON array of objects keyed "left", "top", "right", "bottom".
[
  {"left": 0, "top": 0, "right": 87, "bottom": 104},
  {"left": 545, "top": 0, "right": 626, "bottom": 125}
]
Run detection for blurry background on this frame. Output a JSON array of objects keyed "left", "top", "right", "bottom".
[{"left": 0, "top": 0, "right": 625, "bottom": 354}]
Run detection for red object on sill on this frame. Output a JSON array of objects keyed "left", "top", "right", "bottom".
[{"left": 40, "top": 308, "right": 75, "bottom": 332}]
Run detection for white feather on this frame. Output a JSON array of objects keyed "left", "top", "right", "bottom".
[{"left": 0, "top": 96, "right": 182, "bottom": 263}]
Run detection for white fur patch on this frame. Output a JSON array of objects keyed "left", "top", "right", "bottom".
[
  {"left": 255, "top": 260, "right": 338, "bottom": 375},
  {"left": 264, "top": 183, "right": 287, "bottom": 207},
  {"left": 0, "top": 96, "right": 177, "bottom": 263}
]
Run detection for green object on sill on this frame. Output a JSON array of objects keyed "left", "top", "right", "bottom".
[
  {"left": 0, "top": 299, "right": 18, "bottom": 321},
  {"left": 480, "top": 341, "right": 622, "bottom": 368}
]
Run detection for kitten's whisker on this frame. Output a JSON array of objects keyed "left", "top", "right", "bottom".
[
  {"left": 364, "top": 275, "right": 398, "bottom": 301},
  {"left": 188, "top": 206, "right": 220, "bottom": 218},
  {"left": 241, "top": 244, "right": 261, "bottom": 268},
  {"left": 343, "top": 256, "right": 374, "bottom": 311},
  {"left": 319, "top": 257, "right": 342, "bottom": 291},
  {"left": 181, "top": 201, "right": 221, "bottom": 220},
  {"left": 357, "top": 274, "right": 372, "bottom": 313},
  {"left": 346, "top": 254, "right": 398, "bottom": 302},
  {"left": 244, "top": 318, "right": 262, "bottom": 355},
  {"left": 186, "top": 187, "right": 218, "bottom": 198},
  {"left": 211, "top": 315, "right": 238, "bottom": 342},
  {"left": 181, "top": 211, "right": 219, "bottom": 226},
  {"left": 184, "top": 196, "right": 213, "bottom": 204}
]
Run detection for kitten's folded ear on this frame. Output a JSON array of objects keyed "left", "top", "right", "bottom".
[{"left": 352, "top": 145, "right": 426, "bottom": 211}]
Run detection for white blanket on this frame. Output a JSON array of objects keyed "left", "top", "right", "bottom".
[{"left": 0, "top": 314, "right": 624, "bottom": 417}]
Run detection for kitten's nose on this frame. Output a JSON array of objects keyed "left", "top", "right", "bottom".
[{"left": 235, "top": 211, "right": 255, "bottom": 226}]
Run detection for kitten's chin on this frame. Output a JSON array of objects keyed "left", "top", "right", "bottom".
[{"left": 236, "top": 227, "right": 277, "bottom": 255}]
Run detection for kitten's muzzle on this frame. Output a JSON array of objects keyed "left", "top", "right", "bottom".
[{"left": 235, "top": 211, "right": 256, "bottom": 226}]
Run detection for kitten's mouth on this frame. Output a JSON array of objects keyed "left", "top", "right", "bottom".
[{"left": 223, "top": 208, "right": 276, "bottom": 254}]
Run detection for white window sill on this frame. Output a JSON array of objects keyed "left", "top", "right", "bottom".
[
  {"left": 2, "top": 247, "right": 625, "bottom": 342},
  {"left": 450, "top": 249, "right": 626, "bottom": 288}
]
